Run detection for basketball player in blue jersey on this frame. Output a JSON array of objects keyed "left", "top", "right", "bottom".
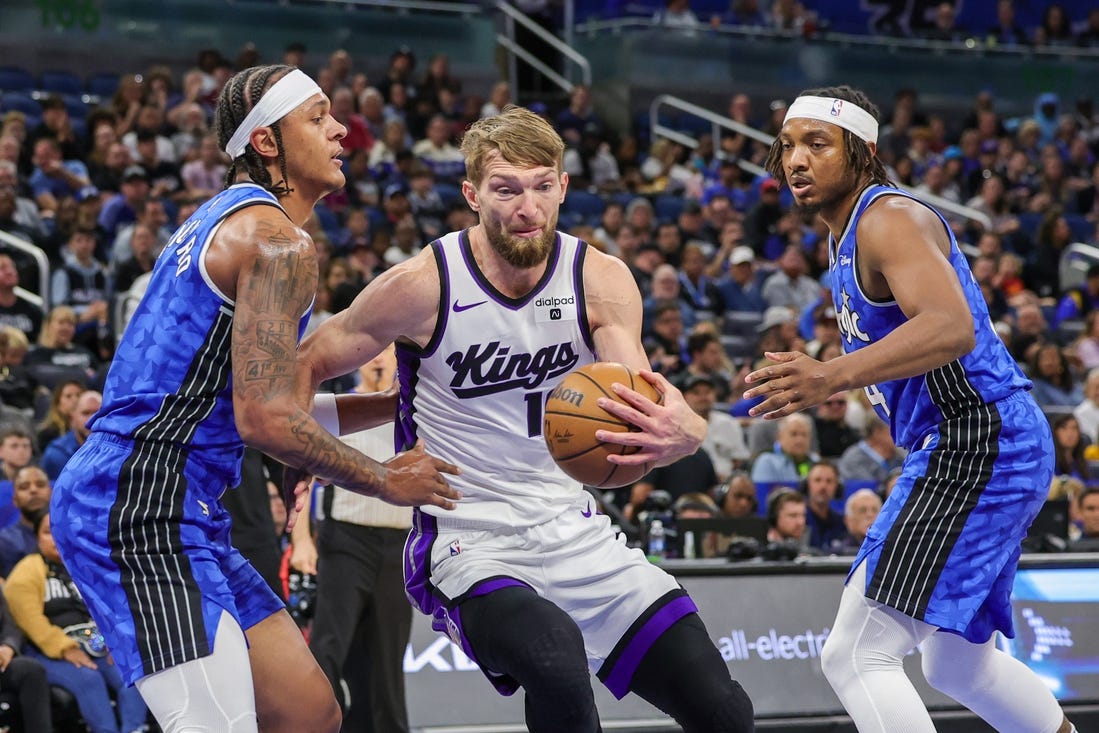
[
  {"left": 48, "top": 65, "right": 460, "bottom": 733},
  {"left": 743, "top": 85, "right": 1075, "bottom": 733},
  {"left": 293, "top": 105, "right": 755, "bottom": 732}
]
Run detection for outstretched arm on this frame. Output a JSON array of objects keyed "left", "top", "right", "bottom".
[{"left": 581, "top": 249, "right": 706, "bottom": 466}]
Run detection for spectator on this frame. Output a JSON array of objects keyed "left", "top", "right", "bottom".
[
  {"left": 629, "top": 240, "right": 664, "bottom": 296},
  {"left": 49, "top": 228, "right": 111, "bottom": 358},
  {"left": 34, "top": 380, "right": 84, "bottom": 453},
  {"left": 5, "top": 512, "right": 148, "bottom": 733},
  {"left": 89, "top": 142, "right": 133, "bottom": 194},
  {"left": 716, "top": 242, "right": 767, "bottom": 313},
  {"left": 644, "top": 299, "right": 687, "bottom": 377},
  {"left": 1077, "top": 8, "right": 1099, "bottom": 47},
  {"left": 1034, "top": 3, "right": 1074, "bottom": 47},
  {"left": 762, "top": 243, "right": 818, "bottom": 313},
  {"left": 28, "top": 137, "right": 90, "bottom": 215},
  {"left": 986, "top": 0, "right": 1029, "bottom": 46},
  {"left": 1054, "top": 263, "right": 1099, "bottom": 328},
  {"left": 653, "top": 0, "right": 701, "bottom": 32},
  {"left": 383, "top": 214, "right": 423, "bottom": 268},
  {"left": 0, "top": 160, "right": 48, "bottom": 242},
  {"left": 0, "top": 582, "right": 52, "bottom": 731},
  {"left": 0, "top": 466, "right": 50, "bottom": 578},
  {"left": 744, "top": 177, "right": 786, "bottom": 256},
  {"left": 121, "top": 104, "right": 177, "bottom": 164},
  {"left": 27, "top": 95, "right": 82, "bottom": 162},
  {"left": 718, "top": 472, "right": 759, "bottom": 518},
  {"left": 97, "top": 166, "right": 150, "bottom": 243},
  {"left": 751, "top": 412, "right": 817, "bottom": 483},
  {"left": 1073, "top": 368, "right": 1099, "bottom": 442},
  {"left": 830, "top": 488, "right": 882, "bottom": 555},
  {"left": 1008, "top": 302, "right": 1050, "bottom": 363},
  {"left": 111, "top": 196, "right": 171, "bottom": 268},
  {"left": 1068, "top": 487, "right": 1099, "bottom": 550},
  {"left": 684, "top": 373, "right": 749, "bottom": 483},
  {"left": 330, "top": 86, "right": 373, "bottom": 156},
  {"left": 112, "top": 222, "right": 157, "bottom": 294},
  {"left": 411, "top": 115, "right": 465, "bottom": 185},
  {"left": 1028, "top": 343, "right": 1084, "bottom": 409},
  {"left": 683, "top": 330, "right": 735, "bottom": 402},
  {"left": 480, "top": 81, "right": 511, "bottom": 119},
  {"left": 0, "top": 184, "right": 46, "bottom": 252},
  {"left": 1051, "top": 413, "right": 1090, "bottom": 482},
  {"left": 0, "top": 253, "right": 43, "bottom": 343},
  {"left": 801, "top": 461, "right": 846, "bottom": 551},
  {"left": 765, "top": 488, "right": 807, "bottom": 546},
  {"left": 0, "top": 328, "right": 38, "bottom": 414},
  {"left": 180, "top": 133, "right": 227, "bottom": 201},
  {"left": 24, "top": 306, "right": 98, "bottom": 381},
  {"left": 837, "top": 415, "right": 907, "bottom": 488},
  {"left": 921, "top": 2, "right": 963, "bottom": 42},
  {"left": 40, "top": 389, "right": 100, "bottom": 481},
  {"left": 375, "top": 46, "right": 417, "bottom": 105},
  {"left": 555, "top": 85, "right": 602, "bottom": 147},
  {"left": 406, "top": 163, "right": 447, "bottom": 241},
  {"left": 678, "top": 242, "right": 725, "bottom": 316},
  {"left": 168, "top": 102, "right": 209, "bottom": 163},
  {"left": 812, "top": 390, "right": 861, "bottom": 460},
  {"left": 132, "top": 130, "right": 182, "bottom": 201}
]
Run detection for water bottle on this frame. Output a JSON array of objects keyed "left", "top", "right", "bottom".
[
  {"left": 683, "top": 530, "right": 697, "bottom": 560},
  {"left": 647, "top": 519, "right": 666, "bottom": 561}
]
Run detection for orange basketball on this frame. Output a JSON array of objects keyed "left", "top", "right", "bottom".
[{"left": 543, "top": 362, "right": 663, "bottom": 488}]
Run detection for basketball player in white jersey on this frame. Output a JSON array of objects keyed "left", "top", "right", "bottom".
[{"left": 294, "top": 105, "right": 755, "bottom": 732}]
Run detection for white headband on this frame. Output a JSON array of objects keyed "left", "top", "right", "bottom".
[
  {"left": 224, "top": 69, "right": 322, "bottom": 159},
  {"left": 783, "top": 95, "right": 879, "bottom": 144}
]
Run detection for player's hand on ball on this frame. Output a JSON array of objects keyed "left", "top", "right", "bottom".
[
  {"left": 595, "top": 369, "right": 706, "bottom": 467},
  {"left": 381, "top": 439, "right": 461, "bottom": 509},
  {"left": 744, "top": 351, "right": 834, "bottom": 419}
]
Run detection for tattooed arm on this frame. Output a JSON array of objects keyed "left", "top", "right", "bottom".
[{"left": 206, "top": 209, "right": 458, "bottom": 507}]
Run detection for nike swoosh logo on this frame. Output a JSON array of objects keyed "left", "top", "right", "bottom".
[
  {"left": 453, "top": 300, "right": 487, "bottom": 313},
  {"left": 580, "top": 501, "right": 592, "bottom": 518}
]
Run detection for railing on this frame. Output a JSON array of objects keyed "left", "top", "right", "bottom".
[
  {"left": 0, "top": 229, "right": 49, "bottom": 307},
  {"left": 649, "top": 94, "right": 993, "bottom": 230},
  {"left": 496, "top": 0, "right": 592, "bottom": 94},
  {"left": 575, "top": 16, "right": 1099, "bottom": 62}
]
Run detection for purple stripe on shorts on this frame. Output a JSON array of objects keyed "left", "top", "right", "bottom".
[
  {"left": 466, "top": 576, "right": 531, "bottom": 600},
  {"left": 601, "top": 594, "right": 698, "bottom": 699},
  {"left": 403, "top": 509, "right": 439, "bottom": 615},
  {"left": 442, "top": 590, "right": 523, "bottom": 696}
]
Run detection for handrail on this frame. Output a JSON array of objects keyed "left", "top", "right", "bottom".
[
  {"left": 0, "top": 229, "right": 49, "bottom": 307},
  {"left": 575, "top": 16, "right": 1099, "bottom": 61},
  {"left": 649, "top": 94, "right": 992, "bottom": 229},
  {"left": 496, "top": 0, "right": 592, "bottom": 89}
]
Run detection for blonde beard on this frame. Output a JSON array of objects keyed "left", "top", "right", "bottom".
[{"left": 484, "top": 217, "right": 557, "bottom": 269}]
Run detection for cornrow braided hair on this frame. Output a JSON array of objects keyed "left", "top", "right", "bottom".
[
  {"left": 215, "top": 64, "right": 295, "bottom": 196},
  {"left": 764, "top": 84, "right": 893, "bottom": 190}
]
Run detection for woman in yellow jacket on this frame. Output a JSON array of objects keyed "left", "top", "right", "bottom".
[{"left": 4, "top": 512, "right": 148, "bottom": 733}]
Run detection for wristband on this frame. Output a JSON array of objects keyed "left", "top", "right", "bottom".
[{"left": 312, "top": 393, "right": 340, "bottom": 436}]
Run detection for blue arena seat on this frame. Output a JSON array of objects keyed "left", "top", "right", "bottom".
[
  {"left": 39, "top": 70, "right": 84, "bottom": 96},
  {"left": 60, "top": 93, "right": 89, "bottom": 119},
  {"left": 562, "top": 189, "right": 606, "bottom": 221},
  {"left": 0, "top": 91, "right": 41, "bottom": 117},
  {"left": 433, "top": 181, "right": 462, "bottom": 207},
  {"left": 0, "top": 66, "right": 35, "bottom": 93},
  {"left": 85, "top": 72, "right": 120, "bottom": 99},
  {"left": 653, "top": 193, "right": 685, "bottom": 222}
]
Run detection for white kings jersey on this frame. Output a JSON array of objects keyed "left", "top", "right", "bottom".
[{"left": 394, "top": 230, "right": 597, "bottom": 529}]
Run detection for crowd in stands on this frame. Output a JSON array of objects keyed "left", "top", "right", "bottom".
[{"left": 0, "top": 25, "right": 1098, "bottom": 725}]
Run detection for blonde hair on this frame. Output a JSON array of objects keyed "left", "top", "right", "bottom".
[
  {"left": 1, "top": 326, "right": 27, "bottom": 352},
  {"left": 460, "top": 105, "right": 563, "bottom": 186},
  {"left": 39, "top": 306, "right": 77, "bottom": 348}
]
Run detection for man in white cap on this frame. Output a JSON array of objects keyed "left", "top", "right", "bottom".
[
  {"left": 744, "top": 84, "right": 1075, "bottom": 733},
  {"left": 50, "top": 65, "right": 460, "bottom": 733}
]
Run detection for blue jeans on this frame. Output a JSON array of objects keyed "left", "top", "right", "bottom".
[{"left": 30, "top": 650, "right": 148, "bottom": 733}]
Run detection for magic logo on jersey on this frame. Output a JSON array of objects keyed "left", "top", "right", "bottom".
[
  {"left": 836, "top": 287, "right": 870, "bottom": 346},
  {"left": 446, "top": 340, "right": 580, "bottom": 398}
]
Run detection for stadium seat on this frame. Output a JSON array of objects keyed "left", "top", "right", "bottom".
[
  {"left": 1066, "top": 214, "right": 1093, "bottom": 243},
  {"left": 39, "top": 70, "right": 84, "bottom": 96},
  {"left": 654, "top": 193, "right": 685, "bottom": 222},
  {"left": 85, "top": 72, "right": 120, "bottom": 99},
  {"left": 0, "top": 91, "right": 41, "bottom": 117},
  {"left": 60, "top": 93, "right": 89, "bottom": 119},
  {"left": 433, "top": 181, "right": 462, "bottom": 207},
  {"left": 0, "top": 66, "right": 35, "bottom": 93},
  {"left": 562, "top": 189, "right": 606, "bottom": 221}
]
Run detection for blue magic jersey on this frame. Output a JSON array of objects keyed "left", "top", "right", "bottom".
[
  {"left": 830, "top": 185, "right": 1031, "bottom": 451},
  {"left": 90, "top": 183, "right": 310, "bottom": 486},
  {"left": 396, "top": 230, "right": 596, "bottom": 529}
]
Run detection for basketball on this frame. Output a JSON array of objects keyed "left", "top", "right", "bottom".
[{"left": 543, "top": 362, "right": 663, "bottom": 488}]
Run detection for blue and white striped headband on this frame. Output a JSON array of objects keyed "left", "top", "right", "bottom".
[
  {"left": 783, "top": 95, "right": 879, "bottom": 145},
  {"left": 224, "top": 69, "right": 322, "bottom": 159}
]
